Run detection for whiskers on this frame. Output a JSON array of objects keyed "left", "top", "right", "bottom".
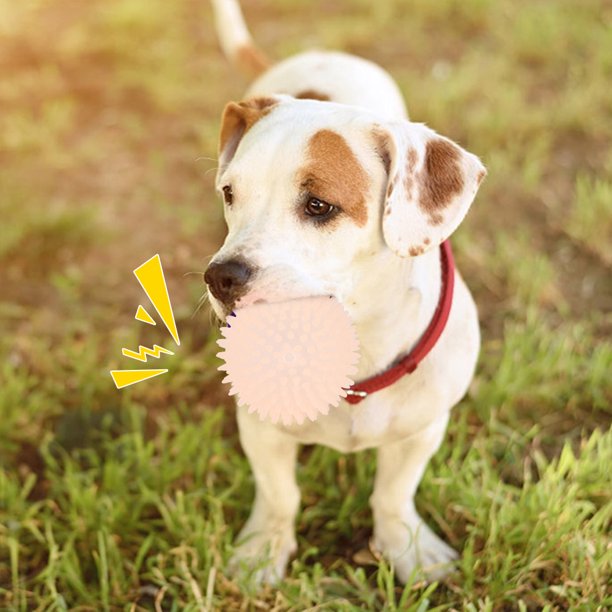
[
  {"left": 195, "top": 156, "right": 220, "bottom": 178},
  {"left": 184, "top": 252, "right": 222, "bottom": 326},
  {"left": 190, "top": 288, "right": 221, "bottom": 327}
]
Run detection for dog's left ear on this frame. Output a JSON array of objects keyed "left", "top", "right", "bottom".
[
  {"left": 218, "top": 96, "right": 280, "bottom": 169},
  {"left": 374, "top": 122, "right": 486, "bottom": 257}
]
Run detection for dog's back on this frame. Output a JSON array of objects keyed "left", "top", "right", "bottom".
[{"left": 210, "top": 0, "right": 407, "bottom": 119}]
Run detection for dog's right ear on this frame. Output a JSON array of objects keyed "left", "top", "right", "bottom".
[
  {"left": 373, "top": 121, "right": 486, "bottom": 257},
  {"left": 218, "top": 96, "right": 280, "bottom": 169}
]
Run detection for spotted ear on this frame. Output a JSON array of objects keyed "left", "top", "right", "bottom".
[
  {"left": 376, "top": 122, "right": 486, "bottom": 257},
  {"left": 218, "top": 96, "right": 280, "bottom": 169}
]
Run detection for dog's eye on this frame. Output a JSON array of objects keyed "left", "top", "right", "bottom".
[
  {"left": 222, "top": 185, "right": 233, "bottom": 206},
  {"left": 305, "top": 197, "right": 335, "bottom": 217}
]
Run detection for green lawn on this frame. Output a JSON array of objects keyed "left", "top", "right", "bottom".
[{"left": 1, "top": 0, "right": 611, "bottom": 609}]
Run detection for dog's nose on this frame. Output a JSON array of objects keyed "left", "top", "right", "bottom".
[{"left": 204, "top": 259, "right": 254, "bottom": 306}]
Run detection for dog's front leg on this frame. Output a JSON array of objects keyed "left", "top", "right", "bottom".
[
  {"left": 370, "top": 414, "right": 457, "bottom": 582},
  {"left": 230, "top": 405, "right": 300, "bottom": 584}
]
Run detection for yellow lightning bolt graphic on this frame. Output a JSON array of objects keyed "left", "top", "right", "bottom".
[
  {"left": 122, "top": 344, "right": 174, "bottom": 363},
  {"left": 133, "top": 254, "right": 180, "bottom": 345},
  {"left": 110, "top": 369, "right": 168, "bottom": 389},
  {"left": 110, "top": 254, "right": 179, "bottom": 390},
  {"left": 135, "top": 305, "right": 156, "bottom": 325}
]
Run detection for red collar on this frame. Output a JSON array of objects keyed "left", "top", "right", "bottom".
[{"left": 344, "top": 240, "right": 455, "bottom": 405}]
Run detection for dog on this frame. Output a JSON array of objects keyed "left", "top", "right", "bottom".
[{"left": 205, "top": 0, "right": 485, "bottom": 584}]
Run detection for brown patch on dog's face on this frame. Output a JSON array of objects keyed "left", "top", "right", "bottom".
[
  {"left": 298, "top": 129, "right": 370, "bottom": 227},
  {"left": 219, "top": 97, "right": 279, "bottom": 164},
  {"left": 294, "top": 89, "right": 331, "bottom": 101},
  {"left": 419, "top": 139, "right": 464, "bottom": 223}
]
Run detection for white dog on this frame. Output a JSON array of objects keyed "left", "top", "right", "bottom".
[{"left": 205, "top": 0, "right": 485, "bottom": 584}]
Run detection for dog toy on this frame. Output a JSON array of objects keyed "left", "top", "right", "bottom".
[{"left": 216, "top": 296, "right": 360, "bottom": 425}]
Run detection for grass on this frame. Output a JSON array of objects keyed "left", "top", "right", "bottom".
[
  {"left": 0, "top": 0, "right": 611, "bottom": 609},
  {"left": 567, "top": 174, "right": 612, "bottom": 265}
]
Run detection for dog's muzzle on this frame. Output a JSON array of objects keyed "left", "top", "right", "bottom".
[{"left": 204, "top": 258, "right": 255, "bottom": 308}]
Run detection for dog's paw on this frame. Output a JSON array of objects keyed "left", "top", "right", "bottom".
[
  {"left": 372, "top": 513, "right": 458, "bottom": 583},
  {"left": 229, "top": 521, "right": 297, "bottom": 585}
]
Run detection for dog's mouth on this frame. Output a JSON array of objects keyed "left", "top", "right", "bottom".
[
  {"left": 210, "top": 285, "right": 338, "bottom": 326},
  {"left": 236, "top": 292, "right": 335, "bottom": 308},
  {"left": 233, "top": 289, "right": 283, "bottom": 310},
  {"left": 222, "top": 291, "right": 337, "bottom": 321}
]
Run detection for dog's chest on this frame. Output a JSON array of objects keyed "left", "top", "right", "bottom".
[
  {"left": 280, "top": 379, "right": 429, "bottom": 452},
  {"left": 277, "top": 364, "right": 452, "bottom": 452},
  {"left": 284, "top": 403, "right": 394, "bottom": 452}
]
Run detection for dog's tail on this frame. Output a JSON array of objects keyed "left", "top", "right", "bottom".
[{"left": 210, "top": 0, "right": 271, "bottom": 77}]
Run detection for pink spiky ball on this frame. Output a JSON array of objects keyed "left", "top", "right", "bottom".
[{"left": 216, "top": 296, "right": 360, "bottom": 426}]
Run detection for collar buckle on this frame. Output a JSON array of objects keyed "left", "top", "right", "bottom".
[{"left": 345, "top": 389, "right": 368, "bottom": 398}]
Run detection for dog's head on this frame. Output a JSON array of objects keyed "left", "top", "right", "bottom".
[{"left": 205, "top": 95, "right": 485, "bottom": 318}]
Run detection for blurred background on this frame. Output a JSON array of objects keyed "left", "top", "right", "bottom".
[{"left": 1, "top": 0, "right": 610, "bottom": 609}]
